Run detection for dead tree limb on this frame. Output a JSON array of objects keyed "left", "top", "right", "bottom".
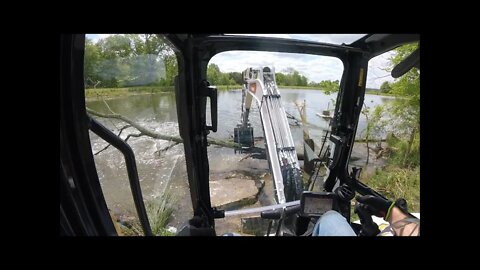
[
  {"left": 86, "top": 107, "right": 241, "bottom": 149},
  {"left": 155, "top": 142, "right": 181, "bottom": 155},
  {"left": 94, "top": 125, "right": 132, "bottom": 155},
  {"left": 124, "top": 133, "right": 145, "bottom": 142}
]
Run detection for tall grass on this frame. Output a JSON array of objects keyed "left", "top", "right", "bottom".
[
  {"left": 386, "top": 132, "right": 420, "bottom": 168},
  {"left": 362, "top": 166, "right": 420, "bottom": 212},
  {"left": 146, "top": 192, "right": 175, "bottom": 236},
  {"left": 123, "top": 192, "right": 175, "bottom": 236}
]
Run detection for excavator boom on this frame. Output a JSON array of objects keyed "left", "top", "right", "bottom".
[{"left": 234, "top": 66, "right": 303, "bottom": 203}]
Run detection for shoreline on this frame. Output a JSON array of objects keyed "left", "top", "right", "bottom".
[{"left": 84, "top": 86, "right": 397, "bottom": 100}]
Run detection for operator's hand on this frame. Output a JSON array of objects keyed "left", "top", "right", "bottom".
[{"left": 356, "top": 195, "right": 395, "bottom": 220}]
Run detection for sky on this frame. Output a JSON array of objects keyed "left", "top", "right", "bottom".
[{"left": 86, "top": 34, "right": 395, "bottom": 88}]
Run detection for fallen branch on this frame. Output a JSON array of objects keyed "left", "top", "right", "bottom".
[
  {"left": 94, "top": 125, "right": 132, "bottom": 155},
  {"left": 86, "top": 107, "right": 241, "bottom": 149},
  {"left": 124, "top": 133, "right": 145, "bottom": 142},
  {"left": 155, "top": 142, "right": 180, "bottom": 155}
]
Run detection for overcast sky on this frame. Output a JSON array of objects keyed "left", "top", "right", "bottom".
[{"left": 87, "top": 34, "right": 395, "bottom": 88}]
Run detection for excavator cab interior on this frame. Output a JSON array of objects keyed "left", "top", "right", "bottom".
[{"left": 60, "top": 33, "right": 420, "bottom": 236}]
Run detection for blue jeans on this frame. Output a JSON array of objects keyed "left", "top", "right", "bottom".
[{"left": 312, "top": 210, "right": 357, "bottom": 236}]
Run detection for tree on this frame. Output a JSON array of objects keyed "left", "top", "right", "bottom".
[
  {"left": 84, "top": 38, "right": 102, "bottom": 88},
  {"left": 380, "top": 81, "right": 392, "bottom": 93},
  {"left": 163, "top": 54, "right": 178, "bottom": 86},
  {"left": 228, "top": 72, "right": 243, "bottom": 85},
  {"left": 387, "top": 43, "right": 420, "bottom": 167},
  {"left": 207, "top": 63, "right": 221, "bottom": 85},
  {"left": 275, "top": 72, "right": 285, "bottom": 85},
  {"left": 274, "top": 68, "right": 309, "bottom": 86},
  {"left": 85, "top": 34, "right": 178, "bottom": 88},
  {"left": 97, "top": 35, "right": 133, "bottom": 59},
  {"left": 126, "top": 34, "right": 174, "bottom": 86},
  {"left": 318, "top": 80, "right": 340, "bottom": 94},
  {"left": 93, "top": 35, "right": 134, "bottom": 87}
]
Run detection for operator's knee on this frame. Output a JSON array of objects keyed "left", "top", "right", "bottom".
[
  {"left": 312, "top": 210, "right": 356, "bottom": 236},
  {"left": 322, "top": 210, "right": 343, "bottom": 219}
]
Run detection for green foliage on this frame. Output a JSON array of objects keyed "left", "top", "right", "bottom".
[
  {"left": 97, "top": 35, "right": 133, "bottom": 59},
  {"left": 358, "top": 42, "right": 421, "bottom": 214},
  {"left": 380, "top": 81, "right": 392, "bottom": 93},
  {"left": 207, "top": 64, "right": 241, "bottom": 86},
  {"left": 386, "top": 131, "right": 420, "bottom": 168},
  {"left": 365, "top": 89, "right": 396, "bottom": 96},
  {"left": 227, "top": 72, "right": 244, "bottom": 85},
  {"left": 84, "top": 38, "right": 102, "bottom": 88},
  {"left": 362, "top": 166, "right": 420, "bottom": 213},
  {"left": 362, "top": 104, "right": 387, "bottom": 141},
  {"left": 370, "top": 105, "right": 387, "bottom": 139},
  {"left": 207, "top": 63, "right": 220, "bottom": 85},
  {"left": 84, "top": 34, "right": 178, "bottom": 89},
  {"left": 275, "top": 72, "right": 285, "bottom": 85},
  {"left": 146, "top": 192, "right": 175, "bottom": 236},
  {"left": 309, "top": 80, "right": 340, "bottom": 94},
  {"left": 215, "top": 85, "right": 243, "bottom": 91},
  {"left": 383, "top": 42, "right": 420, "bottom": 167},
  {"left": 84, "top": 86, "right": 174, "bottom": 99},
  {"left": 388, "top": 43, "right": 420, "bottom": 123},
  {"left": 274, "top": 68, "right": 309, "bottom": 87}
]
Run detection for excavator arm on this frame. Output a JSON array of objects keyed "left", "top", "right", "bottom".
[{"left": 235, "top": 66, "right": 303, "bottom": 203}]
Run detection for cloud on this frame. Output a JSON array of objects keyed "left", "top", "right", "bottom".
[
  {"left": 366, "top": 50, "right": 396, "bottom": 88},
  {"left": 211, "top": 34, "right": 395, "bottom": 88},
  {"left": 210, "top": 51, "right": 344, "bottom": 84}
]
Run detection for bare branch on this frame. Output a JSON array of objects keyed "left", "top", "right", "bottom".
[
  {"left": 124, "top": 133, "right": 144, "bottom": 142},
  {"left": 155, "top": 142, "right": 180, "bottom": 155},
  {"left": 239, "top": 153, "right": 254, "bottom": 162},
  {"left": 102, "top": 98, "right": 116, "bottom": 115},
  {"left": 94, "top": 125, "right": 133, "bottom": 155},
  {"left": 86, "top": 107, "right": 241, "bottom": 149}
]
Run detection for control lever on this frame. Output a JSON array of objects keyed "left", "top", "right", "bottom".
[
  {"left": 261, "top": 204, "right": 300, "bottom": 220},
  {"left": 261, "top": 204, "right": 301, "bottom": 236},
  {"left": 335, "top": 184, "right": 355, "bottom": 201},
  {"left": 354, "top": 203, "right": 380, "bottom": 236}
]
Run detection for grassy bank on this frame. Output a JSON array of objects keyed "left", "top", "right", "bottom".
[
  {"left": 215, "top": 85, "right": 242, "bottom": 91},
  {"left": 361, "top": 166, "right": 420, "bottom": 212},
  {"left": 85, "top": 85, "right": 397, "bottom": 99},
  {"left": 281, "top": 86, "right": 397, "bottom": 97},
  {"left": 85, "top": 86, "right": 174, "bottom": 99},
  {"left": 279, "top": 86, "right": 324, "bottom": 90}
]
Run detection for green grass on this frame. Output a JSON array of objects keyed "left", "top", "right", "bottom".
[
  {"left": 145, "top": 192, "right": 175, "bottom": 236},
  {"left": 279, "top": 86, "right": 324, "bottom": 90},
  {"left": 361, "top": 166, "right": 420, "bottom": 213},
  {"left": 85, "top": 86, "right": 174, "bottom": 99},
  {"left": 119, "top": 192, "right": 175, "bottom": 236},
  {"left": 214, "top": 85, "right": 243, "bottom": 91},
  {"left": 386, "top": 132, "right": 420, "bottom": 168},
  {"left": 85, "top": 85, "right": 397, "bottom": 98}
]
